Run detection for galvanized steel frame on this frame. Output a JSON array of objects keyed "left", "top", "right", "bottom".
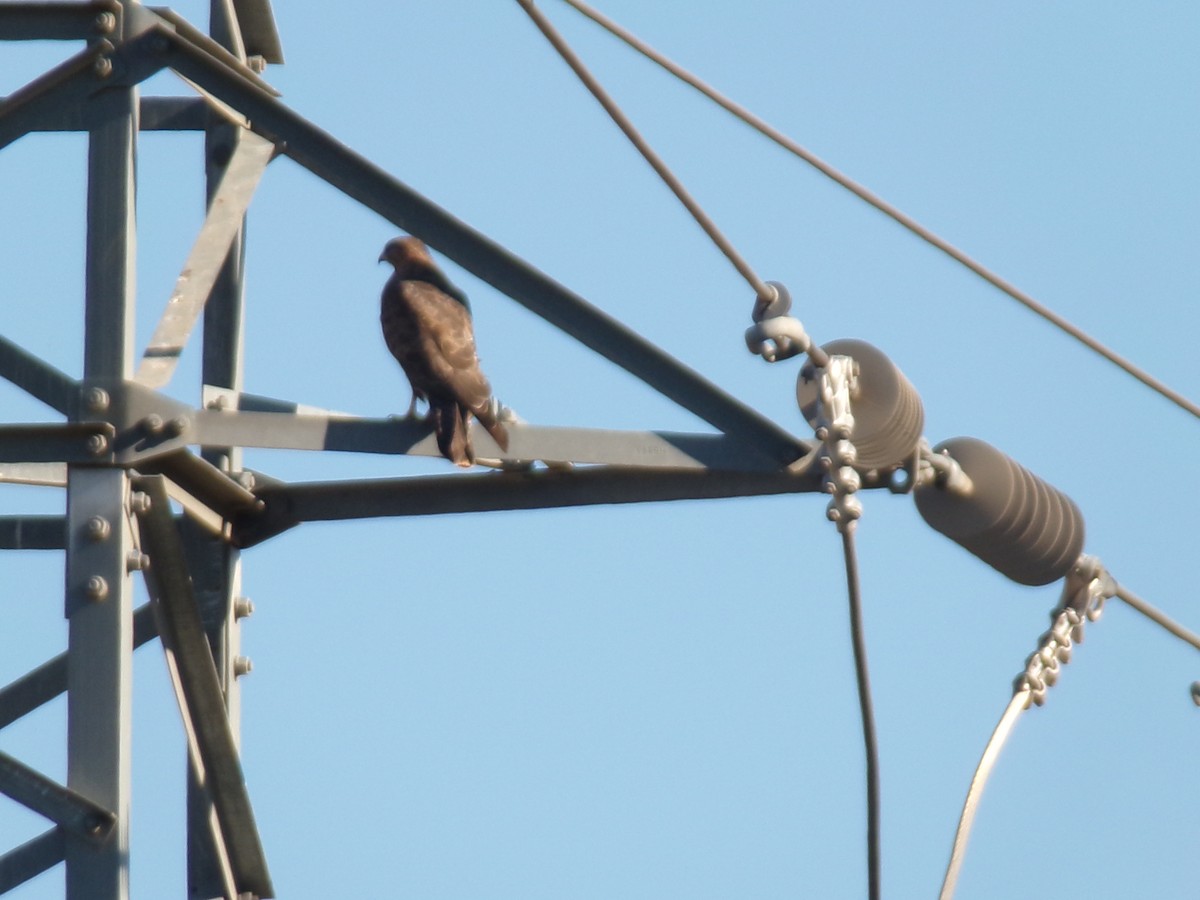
[{"left": 0, "top": 2, "right": 831, "bottom": 897}]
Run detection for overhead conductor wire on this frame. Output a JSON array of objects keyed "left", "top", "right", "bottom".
[
  {"left": 515, "top": 0, "right": 775, "bottom": 307},
  {"left": 940, "top": 576, "right": 1200, "bottom": 900},
  {"left": 558, "top": 0, "right": 1200, "bottom": 422},
  {"left": 841, "top": 528, "right": 882, "bottom": 900},
  {"left": 1114, "top": 584, "right": 1200, "bottom": 652},
  {"left": 938, "top": 691, "right": 1027, "bottom": 900}
]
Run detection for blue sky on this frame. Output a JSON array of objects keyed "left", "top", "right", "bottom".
[{"left": 2, "top": 2, "right": 1198, "bottom": 897}]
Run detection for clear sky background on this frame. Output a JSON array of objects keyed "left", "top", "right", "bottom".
[{"left": 2, "top": 2, "right": 1198, "bottom": 898}]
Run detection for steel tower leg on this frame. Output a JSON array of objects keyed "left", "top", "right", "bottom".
[
  {"left": 187, "top": 6, "right": 252, "bottom": 895},
  {"left": 64, "top": 84, "right": 139, "bottom": 899}
]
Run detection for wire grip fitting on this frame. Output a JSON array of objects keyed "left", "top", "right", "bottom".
[{"left": 744, "top": 281, "right": 820, "bottom": 364}]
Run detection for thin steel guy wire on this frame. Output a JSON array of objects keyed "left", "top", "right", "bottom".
[
  {"left": 559, "top": 0, "right": 1200, "bottom": 422},
  {"left": 516, "top": 0, "right": 773, "bottom": 304}
]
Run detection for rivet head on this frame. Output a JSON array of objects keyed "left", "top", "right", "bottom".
[
  {"left": 129, "top": 492, "right": 152, "bottom": 516},
  {"left": 126, "top": 551, "right": 150, "bottom": 572},
  {"left": 167, "top": 416, "right": 189, "bottom": 436},
  {"left": 234, "top": 597, "right": 255, "bottom": 620},
  {"left": 93, "top": 11, "right": 116, "bottom": 34},
  {"left": 86, "top": 433, "right": 109, "bottom": 455},
  {"left": 143, "top": 414, "right": 164, "bottom": 434},
  {"left": 84, "top": 575, "right": 109, "bottom": 602},
  {"left": 233, "top": 656, "right": 253, "bottom": 678},
  {"left": 85, "top": 516, "right": 111, "bottom": 542},
  {"left": 92, "top": 57, "right": 112, "bottom": 79}
]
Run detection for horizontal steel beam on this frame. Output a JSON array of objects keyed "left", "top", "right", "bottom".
[
  {"left": 0, "top": 828, "right": 64, "bottom": 894},
  {"left": 156, "top": 28, "right": 808, "bottom": 467},
  {"left": 0, "top": 1, "right": 118, "bottom": 42},
  {"left": 196, "top": 407, "right": 805, "bottom": 470},
  {"left": 0, "top": 751, "right": 115, "bottom": 842},
  {"left": 132, "top": 476, "right": 273, "bottom": 899},
  {"left": 0, "top": 96, "right": 209, "bottom": 131},
  {"left": 233, "top": 465, "right": 823, "bottom": 547},
  {"left": 0, "top": 604, "right": 158, "bottom": 730},
  {"left": 0, "top": 463, "right": 67, "bottom": 486},
  {"left": 0, "top": 515, "right": 65, "bottom": 550},
  {"left": 0, "top": 423, "right": 114, "bottom": 464}
]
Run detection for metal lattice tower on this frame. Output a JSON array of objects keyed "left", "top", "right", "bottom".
[{"left": 0, "top": 2, "right": 849, "bottom": 896}]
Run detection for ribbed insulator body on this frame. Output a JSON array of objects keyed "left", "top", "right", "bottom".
[
  {"left": 795, "top": 339, "right": 924, "bottom": 470},
  {"left": 914, "top": 437, "right": 1085, "bottom": 586}
]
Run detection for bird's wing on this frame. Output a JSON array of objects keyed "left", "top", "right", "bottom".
[{"left": 401, "top": 281, "right": 493, "bottom": 410}]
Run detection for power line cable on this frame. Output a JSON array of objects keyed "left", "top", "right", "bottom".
[
  {"left": 938, "top": 691, "right": 1026, "bottom": 900},
  {"left": 515, "top": 0, "right": 773, "bottom": 305},
  {"left": 1113, "top": 584, "right": 1200, "bottom": 652},
  {"left": 558, "top": 0, "right": 1200, "bottom": 423},
  {"left": 841, "top": 528, "right": 881, "bottom": 900}
]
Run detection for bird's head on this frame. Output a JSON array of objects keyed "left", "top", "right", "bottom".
[{"left": 379, "top": 236, "right": 434, "bottom": 270}]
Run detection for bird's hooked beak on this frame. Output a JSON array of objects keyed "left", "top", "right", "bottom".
[{"left": 377, "top": 251, "right": 387, "bottom": 264}]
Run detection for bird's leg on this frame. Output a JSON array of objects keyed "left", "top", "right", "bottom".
[{"left": 404, "top": 393, "right": 421, "bottom": 420}]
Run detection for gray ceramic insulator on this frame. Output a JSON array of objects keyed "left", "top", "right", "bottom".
[{"left": 914, "top": 436, "right": 1085, "bottom": 586}]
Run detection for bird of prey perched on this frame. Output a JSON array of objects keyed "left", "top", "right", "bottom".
[{"left": 379, "top": 236, "right": 509, "bottom": 466}]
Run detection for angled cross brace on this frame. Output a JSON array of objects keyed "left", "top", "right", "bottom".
[
  {"left": 0, "top": 751, "right": 115, "bottom": 842},
  {"left": 0, "top": 828, "right": 65, "bottom": 894},
  {"left": 0, "top": 336, "right": 78, "bottom": 416},
  {"left": 136, "top": 132, "right": 274, "bottom": 389},
  {"left": 132, "top": 475, "right": 273, "bottom": 899},
  {"left": 0, "top": 604, "right": 158, "bottom": 730},
  {"left": 0, "top": 96, "right": 209, "bottom": 132}
]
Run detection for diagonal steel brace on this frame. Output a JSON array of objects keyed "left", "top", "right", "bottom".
[
  {"left": 137, "top": 130, "right": 275, "bottom": 390},
  {"left": 132, "top": 475, "right": 273, "bottom": 899},
  {"left": 0, "top": 751, "right": 115, "bottom": 842}
]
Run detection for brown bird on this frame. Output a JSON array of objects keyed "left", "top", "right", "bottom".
[{"left": 379, "top": 236, "right": 509, "bottom": 466}]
